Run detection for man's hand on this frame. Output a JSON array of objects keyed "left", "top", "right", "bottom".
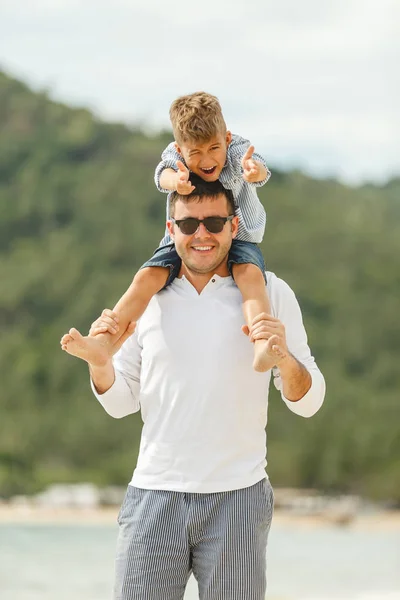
[
  {"left": 89, "top": 309, "right": 136, "bottom": 357},
  {"left": 243, "top": 312, "right": 312, "bottom": 401},
  {"left": 175, "top": 161, "right": 195, "bottom": 194},
  {"left": 241, "top": 145, "right": 264, "bottom": 183},
  {"left": 242, "top": 313, "right": 289, "bottom": 365}
]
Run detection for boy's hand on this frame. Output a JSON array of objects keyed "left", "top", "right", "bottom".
[
  {"left": 176, "top": 161, "right": 195, "bottom": 194},
  {"left": 241, "top": 145, "right": 262, "bottom": 183}
]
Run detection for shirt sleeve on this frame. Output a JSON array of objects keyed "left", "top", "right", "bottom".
[
  {"left": 90, "top": 330, "right": 142, "bottom": 419},
  {"left": 228, "top": 134, "right": 271, "bottom": 188},
  {"left": 269, "top": 274, "right": 326, "bottom": 418},
  {"left": 154, "top": 142, "right": 182, "bottom": 193}
]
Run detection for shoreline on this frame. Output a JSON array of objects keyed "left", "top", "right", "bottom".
[{"left": 1, "top": 504, "right": 399, "bottom": 529}]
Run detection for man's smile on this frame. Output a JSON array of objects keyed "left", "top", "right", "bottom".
[{"left": 191, "top": 245, "right": 214, "bottom": 254}]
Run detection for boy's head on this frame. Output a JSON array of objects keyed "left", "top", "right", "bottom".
[{"left": 169, "top": 92, "right": 232, "bottom": 182}]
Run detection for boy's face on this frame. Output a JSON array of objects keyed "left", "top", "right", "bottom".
[{"left": 175, "top": 131, "right": 232, "bottom": 181}]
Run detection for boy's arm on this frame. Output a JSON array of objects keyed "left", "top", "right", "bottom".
[
  {"left": 154, "top": 142, "right": 180, "bottom": 192},
  {"left": 155, "top": 142, "right": 195, "bottom": 194},
  {"left": 159, "top": 162, "right": 195, "bottom": 194},
  {"left": 228, "top": 135, "right": 271, "bottom": 187},
  {"left": 241, "top": 145, "right": 269, "bottom": 184},
  {"left": 159, "top": 168, "right": 180, "bottom": 191}
]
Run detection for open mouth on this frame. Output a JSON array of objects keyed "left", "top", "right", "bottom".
[{"left": 200, "top": 166, "right": 217, "bottom": 176}]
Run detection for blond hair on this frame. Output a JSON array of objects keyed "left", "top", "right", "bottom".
[{"left": 169, "top": 92, "right": 227, "bottom": 145}]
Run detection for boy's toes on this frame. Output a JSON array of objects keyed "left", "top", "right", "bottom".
[
  {"left": 69, "top": 327, "right": 83, "bottom": 341},
  {"left": 60, "top": 334, "right": 72, "bottom": 345}
]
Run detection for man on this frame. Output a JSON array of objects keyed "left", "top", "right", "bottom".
[{"left": 61, "top": 177, "right": 326, "bottom": 600}]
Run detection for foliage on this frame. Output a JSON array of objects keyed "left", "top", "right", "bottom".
[{"left": 1, "top": 71, "right": 399, "bottom": 502}]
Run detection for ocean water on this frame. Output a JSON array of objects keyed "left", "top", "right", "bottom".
[{"left": 0, "top": 520, "right": 399, "bottom": 599}]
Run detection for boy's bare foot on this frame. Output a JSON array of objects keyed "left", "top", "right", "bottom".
[
  {"left": 253, "top": 339, "right": 277, "bottom": 373},
  {"left": 60, "top": 328, "right": 110, "bottom": 367}
]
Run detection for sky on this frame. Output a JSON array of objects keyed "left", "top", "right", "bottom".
[{"left": 1, "top": 0, "right": 398, "bottom": 184}]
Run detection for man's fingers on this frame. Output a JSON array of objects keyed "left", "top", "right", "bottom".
[
  {"left": 251, "top": 313, "right": 280, "bottom": 327},
  {"left": 101, "top": 309, "right": 119, "bottom": 322},
  {"left": 250, "top": 327, "right": 275, "bottom": 342},
  {"left": 250, "top": 321, "right": 280, "bottom": 334},
  {"left": 89, "top": 316, "right": 119, "bottom": 336},
  {"left": 245, "top": 321, "right": 281, "bottom": 343},
  {"left": 94, "top": 310, "right": 119, "bottom": 331},
  {"left": 90, "top": 326, "right": 109, "bottom": 336}
]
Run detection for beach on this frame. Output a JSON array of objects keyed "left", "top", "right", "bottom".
[{"left": 1, "top": 501, "right": 400, "bottom": 529}]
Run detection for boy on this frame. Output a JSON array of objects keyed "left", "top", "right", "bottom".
[{"left": 61, "top": 92, "right": 274, "bottom": 372}]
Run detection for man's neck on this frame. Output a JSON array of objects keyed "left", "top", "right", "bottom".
[{"left": 179, "top": 262, "right": 230, "bottom": 294}]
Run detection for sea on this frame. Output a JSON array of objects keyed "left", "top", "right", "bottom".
[{"left": 0, "top": 519, "right": 399, "bottom": 599}]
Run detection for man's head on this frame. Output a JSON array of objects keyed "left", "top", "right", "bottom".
[
  {"left": 169, "top": 92, "right": 232, "bottom": 182},
  {"left": 167, "top": 175, "right": 238, "bottom": 277}
]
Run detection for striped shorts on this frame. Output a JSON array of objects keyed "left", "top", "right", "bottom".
[{"left": 114, "top": 478, "right": 274, "bottom": 600}]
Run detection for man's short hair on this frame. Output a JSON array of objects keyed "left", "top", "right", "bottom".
[
  {"left": 169, "top": 175, "right": 236, "bottom": 218},
  {"left": 169, "top": 92, "right": 227, "bottom": 145}
]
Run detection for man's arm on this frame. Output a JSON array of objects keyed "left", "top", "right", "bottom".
[
  {"left": 87, "top": 312, "right": 142, "bottom": 419},
  {"left": 89, "top": 360, "right": 115, "bottom": 395},
  {"left": 270, "top": 276, "right": 325, "bottom": 417},
  {"left": 274, "top": 353, "right": 312, "bottom": 402},
  {"left": 246, "top": 274, "right": 326, "bottom": 417}
]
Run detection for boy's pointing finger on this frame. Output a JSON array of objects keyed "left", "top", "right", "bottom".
[
  {"left": 177, "top": 160, "right": 188, "bottom": 174},
  {"left": 242, "top": 145, "right": 255, "bottom": 163}
]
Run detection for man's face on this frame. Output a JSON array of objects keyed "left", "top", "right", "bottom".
[
  {"left": 176, "top": 131, "right": 232, "bottom": 181},
  {"left": 167, "top": 194, "right": 239, "bottom": 276}
]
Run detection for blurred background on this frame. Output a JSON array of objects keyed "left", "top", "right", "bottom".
[{"left": 0, "top": 1, "right": 399, "bottom": 599}]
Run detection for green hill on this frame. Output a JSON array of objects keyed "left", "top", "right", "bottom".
[{"left": 1, "top": 70, "right": 399, "bottom": 502}]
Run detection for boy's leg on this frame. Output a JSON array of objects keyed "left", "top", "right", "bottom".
[
  {"left": 60, "top": 245, "right": 180, "bottom": 365},
  {"left": 229, "top": 241, "right": 275, "bottom": 373},
  {"left": 232, "top": 263, "right": 276, "bottom": 372}
]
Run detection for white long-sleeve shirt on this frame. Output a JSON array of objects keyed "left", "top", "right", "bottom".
[
  {"left": 92, "top": 272, "right": 326, "bottom": 493},
  {"left": 154, "top": 134, "right": 271, "bottom": 245}
]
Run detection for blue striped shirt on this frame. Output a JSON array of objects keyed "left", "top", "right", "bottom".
[{"left": 154, "top": 134, "right": 271, "bottom": 245}]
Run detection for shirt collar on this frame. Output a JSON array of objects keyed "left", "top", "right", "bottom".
[{"left": 173, "top": 273, "right": 233, "bottom": 295}]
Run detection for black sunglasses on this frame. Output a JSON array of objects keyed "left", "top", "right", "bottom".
[{"left": 171, "top": 215, "right": 234, "bottom": 235}]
